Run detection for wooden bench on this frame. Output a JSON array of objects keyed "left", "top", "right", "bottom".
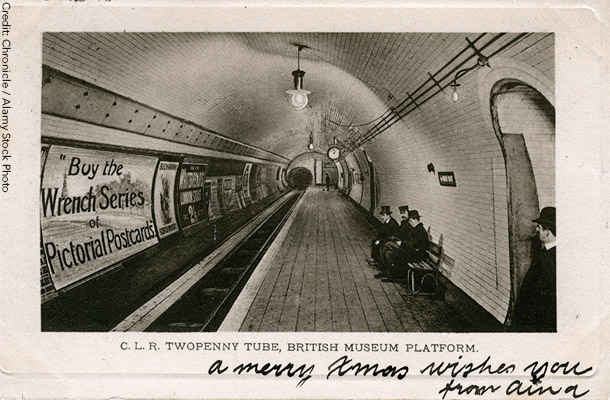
[{"left": 406, "top": 240, "right": 443, "bottom": 296}]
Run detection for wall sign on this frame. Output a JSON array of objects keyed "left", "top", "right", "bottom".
[
  {"left": 438, "top": 171, "right": 457, "bottom": 187},
  {"left": 40, "top": 145, "right": 158, "bottom": 290}
]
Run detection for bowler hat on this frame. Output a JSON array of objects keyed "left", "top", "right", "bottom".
[
  {"left": 408, "top": 210, "right": 421, "bottom": 219},
  {"left": 533, "top": 207, "right": 555, "bottom": 228},
  {"left": 398, "top": 205, "right": 409, "bottom": 213},
  {"left": 380, "top": 205, "right": 392, "bottom": 215}
]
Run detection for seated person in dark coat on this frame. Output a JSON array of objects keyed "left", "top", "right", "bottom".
[
  {"left": 379, "top": 210, "right": 429, "bottom": 282},
  {"left": 375, "top": 205, "right": 411, "bottom": 278},
  {"left": 366, "top": 206, "right": 399, "bottom": 266},
  {"left": 512, "top": 207, "right": 556, "bottom": 332}
]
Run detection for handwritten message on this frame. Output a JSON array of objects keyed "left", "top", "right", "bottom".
[{"left": 119, "top": 341, "right": 593, "bottom": 397}]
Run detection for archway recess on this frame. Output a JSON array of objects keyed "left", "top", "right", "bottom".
[{"left": 487, "top": 75, "right": 555, "bottom": 325}]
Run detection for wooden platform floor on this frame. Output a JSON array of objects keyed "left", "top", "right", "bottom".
[{"left": 233, "top": 187, "right": 476, "bottom": 332}]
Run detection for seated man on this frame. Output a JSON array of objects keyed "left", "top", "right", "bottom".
[
  {"left": 365, "top": 206, "right": 399, "bottom": 266},
  {"left": 379, "top": 210, "right": 429, "bottom": 282},
  {"left": 376, "top": 205, "right": 411, "bottom": 278}
]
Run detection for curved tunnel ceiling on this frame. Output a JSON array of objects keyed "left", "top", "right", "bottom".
[{"left": 43, "top": 32, "right": 535, "bottom": 160}]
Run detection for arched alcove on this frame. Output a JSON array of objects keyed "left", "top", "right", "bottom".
[{"left": 478, "top": 61, "right": 555, "bottom": 325}]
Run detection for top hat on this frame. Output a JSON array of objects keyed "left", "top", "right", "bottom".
[
  {"left": 380, "top": 205, "right": 392, "bottom": 215},
  {"left": 408, "top": 210, "right": 422, "bottom": 219},
  {"left": 398, "top": 205, "right": 409, "bottom": 213},
  {"left": 533, "top": 207, "right": 555, "bottom": 228}
]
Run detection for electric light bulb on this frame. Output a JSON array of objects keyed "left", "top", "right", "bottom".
[{"left": 450, "top": 84, "right": 460, "bottom": 103}]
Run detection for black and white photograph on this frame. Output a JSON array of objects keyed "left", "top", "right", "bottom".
[
  {"left": 0, "top": 3, "right": 608, "bottom": 399},
  {"left": 39, "top": 32, "right": 556, "bottom": 333}
]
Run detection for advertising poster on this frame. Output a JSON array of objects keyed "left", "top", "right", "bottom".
[
  {"left": 216, "top": 177, "right": 225, "bottom": 216},
  {"left": 242, "top": 163, "right": 252, "bottom": 206},
  {"left": 40, "top": 145, "right": 158, "bottom": 290},
  {"left": 231, "top": 187, "right": 242, "bottom": 210},
  {"left": 152, "top": 161, "right": 179, "bottom": 238},
  {"left": 40, "top": 146, "right": 57, "bottom": 302},
  {"left": 235, "top": 176, "right": 245, "bottom": 209},
  {"left": 222, "top": 177, "right": 238, "bottom": 212},
  {"left": 208, "top": 179, "right": 221, "bottom": 219},
  {"left": 177, "top": 163, "right": 207, "bottom": 229},
  {"left": 249, "top": 164, "right": 259, "bottom": 203},
  {"left": 203, "top": 180, "right": 211, "bottom": 220}
]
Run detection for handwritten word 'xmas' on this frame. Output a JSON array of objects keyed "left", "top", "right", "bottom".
[{"left": 208, "top": 356, "right": 410, "bottom": 387}]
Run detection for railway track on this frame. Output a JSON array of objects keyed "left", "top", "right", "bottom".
[{"left": 146, "top": 190, "right": 303, "bottom": 332}]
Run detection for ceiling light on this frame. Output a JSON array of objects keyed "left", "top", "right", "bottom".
[
  {"left": 308, "top": 130, "right": 314, "bottom": 151},
  {"left": 286, "top": 45, "right": 311, "bottom": 111},
  {"left": 449, "top": 52, "right": 490, "bottom": 103},
  {"left": 450, "top": 82, "right": 460, "bottom": 103}
]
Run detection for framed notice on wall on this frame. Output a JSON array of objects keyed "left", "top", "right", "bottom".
[
  {"left": 438, "top": 171, "right": 457, "bottom": 187},
  {"left": 177, "top": 163, "right": 208, "bottom": 229}
]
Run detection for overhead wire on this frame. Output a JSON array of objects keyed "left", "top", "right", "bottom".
[{"left": 346, "top": 33, "right": 533, "bottom": 153}]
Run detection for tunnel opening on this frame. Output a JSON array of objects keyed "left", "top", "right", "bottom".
[{"left": 287, "top": 167, "right": 313, "bottom": 190}]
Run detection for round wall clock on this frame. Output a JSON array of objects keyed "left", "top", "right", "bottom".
[{"left": 327, "top": 146, "right": 340, "bottom": 160}]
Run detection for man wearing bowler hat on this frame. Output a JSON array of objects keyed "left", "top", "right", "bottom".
[
  {"left": 376, "top": 205, "right": 412, "bottom": 278},
  {"left": 366, "top": 206, "right": 399, "bottom": 267},
  {"left": 512, "top": 206, "right": 556, "bottom": 332},
  {"left": 379, "top": 209, "right": 429, "bottom": 282}
]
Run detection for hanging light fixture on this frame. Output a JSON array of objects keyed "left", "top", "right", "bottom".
[
  {"left": 308, "top": 130, "right": 314, "bottom": 151},
  {"left": 450, "top": 82, "right": 460, "bottom": 103},
  {"left": 286, "top": 45, "right": 311, "bottom": 111},
  {"left": 449, "top": 52, "right": 490, "bottom": 103}
]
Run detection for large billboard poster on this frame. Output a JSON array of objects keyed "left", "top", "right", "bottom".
[
  {"left": 40, "top": 145, "right": 158, "bottom": 290},
  {"left": 152, "top": 161, "right": 179, "bottom": 239},
  {"left": 177, "top": 163, "right": 207, "bottom": 229}
]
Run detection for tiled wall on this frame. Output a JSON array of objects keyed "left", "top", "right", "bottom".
[{"left": 360, "top": 34, "right": 554, "bottom": 322}]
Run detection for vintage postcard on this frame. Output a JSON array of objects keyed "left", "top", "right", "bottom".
[{"left": 0, "top": 1, "right": 608, "bottom": 398}]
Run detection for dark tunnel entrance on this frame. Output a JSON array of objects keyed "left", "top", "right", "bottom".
[{"left": 287, "top": 167, "right": 313, "bottom": 190}]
